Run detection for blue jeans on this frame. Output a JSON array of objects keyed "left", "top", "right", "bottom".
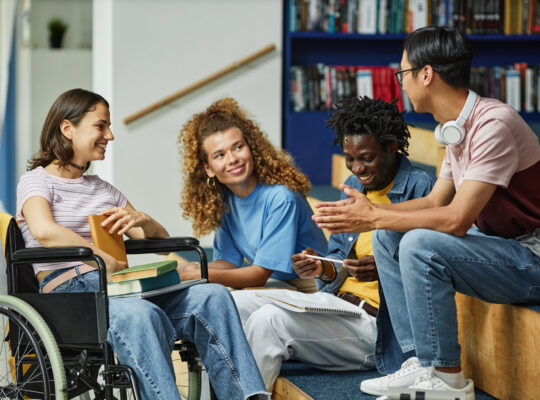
[
  {"left": 372, "top": 226, "right": 540, "bottom": 368},
  {"left": 39, "top": 269, "right": 269, "bottom": 400}
]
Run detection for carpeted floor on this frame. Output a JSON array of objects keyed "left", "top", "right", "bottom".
[{"left": 280, "top": 361, "right": 498, "bottom": 400}]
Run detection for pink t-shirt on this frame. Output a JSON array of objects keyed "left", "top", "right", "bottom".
[
  {"left": 16, "top": 166, "right": 128, "bottom": 274},
  {"left": 439, "top": 96, "right": 540, "bottom": 238}
]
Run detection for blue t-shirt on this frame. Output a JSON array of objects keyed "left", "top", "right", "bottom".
[{"left": 213, "top": 184, "right": 328, "bottom": 281}]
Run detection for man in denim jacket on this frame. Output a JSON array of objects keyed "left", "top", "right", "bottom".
[{"left": 232, "top": 97, "right": 435, "bottom": 391}]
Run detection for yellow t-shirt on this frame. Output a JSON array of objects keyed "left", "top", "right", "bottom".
[{"left": 337, "top": 180, "right": 393, "bottom": 308}]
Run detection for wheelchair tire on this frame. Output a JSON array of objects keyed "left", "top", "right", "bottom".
[
  {"left": 0, "top": 295, "right": 67, "bottom": 400},
  {"left": 172, "top": 346, "right": 202, "bottom": 400}
]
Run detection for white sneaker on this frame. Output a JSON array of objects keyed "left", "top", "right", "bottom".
[
  {"left": 360, "top": 356, "right": 426, "bottom": 396},
  {"left": 389, "top": 371, "right": 475, "bottom": 400}
]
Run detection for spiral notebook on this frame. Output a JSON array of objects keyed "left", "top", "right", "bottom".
[{"left": 254, "top": 290, "right": 363, "bottom": 317}]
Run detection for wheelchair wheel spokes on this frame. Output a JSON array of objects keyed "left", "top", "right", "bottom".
[
  {"left": 0, "top": 306, "right": 50, "bottom": 399},
  {"left": 0, "top": 296, "right": 66, "bottom": 400},
  {"left": 172, "top": 344, "right": 203, "bottom": 400}
]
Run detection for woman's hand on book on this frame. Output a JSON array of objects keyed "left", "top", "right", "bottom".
[
  {"left": 343, "top": 256, "right": 378, "bottom": 282},
  {"left": 291, "top": 248, "right": 323, "bottom": 279},
  {"left": 99, "top": 207, "right": 149, "bottom": 236}
]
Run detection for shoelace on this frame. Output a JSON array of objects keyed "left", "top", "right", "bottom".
[
  {"left": 389, "top": 357, "right": 421, "bottom": 379},
  {"left": 411, "top": 372, "right": 446, "bottom": 389}
]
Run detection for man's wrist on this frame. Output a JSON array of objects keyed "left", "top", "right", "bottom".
[{"left": 317, "top": 260, "right": 336, "bottom": 281}]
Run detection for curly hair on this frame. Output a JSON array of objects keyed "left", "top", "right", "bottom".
[
  {"left": 179, "top": 98, "right": 311, "bottom": 237},
  {"left": 326, "top": 96, "right": 410, "bottom": 156}
]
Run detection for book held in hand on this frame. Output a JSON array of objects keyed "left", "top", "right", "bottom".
[
  {"left": 107, "top": 269, "right": 180, "bottom": 297},
  {"left": 88, "top": 213, "right": 178, "bottom": 283},
  {"left": 88, "top": 214, "right": 128, "bottom": 263}
]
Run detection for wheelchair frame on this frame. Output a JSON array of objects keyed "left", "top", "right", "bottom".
[{"left": 1, "top": 214, "right": 209, "bottom": 400}]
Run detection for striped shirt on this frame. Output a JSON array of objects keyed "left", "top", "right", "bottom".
[{"left": 16, "top": 166, "right": 127, "bottom": 274}]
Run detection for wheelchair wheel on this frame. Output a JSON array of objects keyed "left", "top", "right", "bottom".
[
  {"left": 173, "top": 343, "right": 203, "bottom": 400},
  {"left": 0, "top": 295, "right": 67, "bottom": 399}
]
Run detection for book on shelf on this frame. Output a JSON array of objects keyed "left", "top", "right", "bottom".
[
  {"left": 356, "top": 68, "right": 374, "bottom": 98},
  {"left": 88, "top": 214, "right": 178, "bottom": 283},
  {"left": 107, "top": 269, "right": 180, "bottom": 297},
  {"left": 409, "top": 0, "right": 428, "bottom": 32},
  {"left": 290, "top": 62, "right": 540, "bottom": 114},
  {"left": 505, "top": 68, "right": 522, "bottom": 111},
  {"left": 254, "top": 290, "right": 364, "bottom": 317}
]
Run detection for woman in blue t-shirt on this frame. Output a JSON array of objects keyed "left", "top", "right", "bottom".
[{"left": 179, "top": 98, "right": 327, "bottom": 291}]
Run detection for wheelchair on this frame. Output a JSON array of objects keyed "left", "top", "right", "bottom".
[{"left": 0, "top": 212, "right": 210, "bottom": 400}]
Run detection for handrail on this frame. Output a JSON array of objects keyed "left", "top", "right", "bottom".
[{"left": 123, "top": 43, "right": 277, "bottom": 125}]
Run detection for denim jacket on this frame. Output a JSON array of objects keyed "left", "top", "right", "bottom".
[{"left": 317, "top": 155, "right": 436, "bottom": 374}]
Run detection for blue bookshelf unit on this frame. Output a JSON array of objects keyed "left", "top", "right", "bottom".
[{"left": 282, "top": 2, "right": 540, "bottom": 184}]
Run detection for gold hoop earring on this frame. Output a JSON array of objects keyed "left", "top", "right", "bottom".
[{"left": 207, "top": 177, "right": 217, "bottom": 189}]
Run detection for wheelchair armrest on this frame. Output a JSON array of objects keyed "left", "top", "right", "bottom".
[
  {"left": 124, "top": 237, "right": 200, "bottom": 254},
  {"left": 10, "top": 247, "right": 109, "bottom": 294},
  {"left": 124, "top": 237, "right": 209, "bottom": 280},
  {"left": 12, "top": 246, "right": 93, "bottom": 263}
]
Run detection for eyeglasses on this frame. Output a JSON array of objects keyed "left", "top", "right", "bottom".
[{"left": 394, "top": 67, "right": 421, "bottom": 86}]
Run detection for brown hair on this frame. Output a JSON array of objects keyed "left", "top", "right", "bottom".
[
  {"left": 28, "top": 88, "right": 109, "bottom": 171},
  {"left": 179, "top": 98, "right": 311, "bottom": 237}
]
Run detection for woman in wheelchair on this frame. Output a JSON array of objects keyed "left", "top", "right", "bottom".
[
  {"left": 16, "top": 88, "right": 269, "bottom": 400},
  {"left": 178, "top": 98, "right": 327, "bottom": 291}
]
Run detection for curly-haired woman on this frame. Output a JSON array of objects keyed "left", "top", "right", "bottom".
[{"left": 178, "top": 98, "right": 327, "bottom": 291}]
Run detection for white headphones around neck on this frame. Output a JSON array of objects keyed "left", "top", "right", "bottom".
[{"left": 434, "top": 90, "right": 477, "bottom": 146}]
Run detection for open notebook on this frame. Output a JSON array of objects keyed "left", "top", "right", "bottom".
[{"left": 254, "top": 290, "right": 364, "bottom": 318}]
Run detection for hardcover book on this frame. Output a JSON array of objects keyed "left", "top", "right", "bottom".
[
  {"left": 107, "top": 269, "right": 180, "bottom": 297},
  {"left": 109, "top": 260, "right": 178, "bottom": 283},
  {"left": 88, "top": 214, "right": 178, "bottom": 283},
  {"left": 88, "top": 214, "right": 128, "bottom": 263}
]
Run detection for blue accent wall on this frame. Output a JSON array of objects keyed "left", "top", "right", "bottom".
[{"left": 0, "top": 14, "right": 17, "bottom": 215}]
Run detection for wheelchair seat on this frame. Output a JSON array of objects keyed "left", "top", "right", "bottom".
[{"left": 0, "top": 211, "right": 209, "bottom": 400}]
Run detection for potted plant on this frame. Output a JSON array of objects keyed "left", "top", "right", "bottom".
[{"left": 47, "top": 18, "right": 68, "bottom": 49}]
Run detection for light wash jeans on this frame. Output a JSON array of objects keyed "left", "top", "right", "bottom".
[
  {"left": 39, "top": 269, "right": 269, "bottom": 400},
  {"left": 232, "top": 289, "right": 377, "bottom": 390},
  {"left": 372, "top": 226, "right": 540, "bottom": 368}
]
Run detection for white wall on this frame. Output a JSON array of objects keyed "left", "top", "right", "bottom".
[
  {"left": 29, "top": 0, "right": 92, "bottom": 49},
  {"left": 94, "top": 0, "right": 283, "bottom": 246},
  {"left": 16, "top": 0, "right": 93, "bottom": 181}
]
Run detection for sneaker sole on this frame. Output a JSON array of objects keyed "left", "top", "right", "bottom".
[
  {"left": 387, "top": 387, "right": 475, "bottom": 400},
  {"left": 360, "top": 381, "right": 387, "bottom": 396}
]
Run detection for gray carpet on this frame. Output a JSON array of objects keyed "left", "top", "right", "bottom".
[{"left": 280, "top": 361, "right": 498, "bottom": 400}]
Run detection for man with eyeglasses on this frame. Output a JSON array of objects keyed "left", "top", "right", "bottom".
[
  {"left": 313, "top": 26, "right": 540, "bottom": 400},
  {"left": 231, "top": 96, "right": 435, "bottom": 392}
]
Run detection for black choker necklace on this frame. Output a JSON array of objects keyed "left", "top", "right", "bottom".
[{"left": 69, "top": 161, "right": 86, "bottom": 171}]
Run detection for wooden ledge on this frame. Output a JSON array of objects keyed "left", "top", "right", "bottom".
[
  {"left": 273, "top": 376, "right": 315, "bottom": 400},
  {"left": 456, "top": 294, "right": 540, "bottom": 400}
]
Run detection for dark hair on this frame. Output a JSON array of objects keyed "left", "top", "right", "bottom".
[
  {"left": 28, "top": 88, "right": 109, "bottom": 171},
  {"left": 403, "top": 25, "right": 473, "bottom": 88},
  {"left": 326, "top": 96, "right": 410, "bottom": 156}
]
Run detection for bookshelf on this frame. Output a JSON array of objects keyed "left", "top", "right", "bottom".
[{"left": 282, "top": 3, "right": 540, "bottom": 184}]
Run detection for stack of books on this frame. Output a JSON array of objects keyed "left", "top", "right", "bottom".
[
  {"left": 107, "top": 260, "right": 180, "bottom": 297},
  {"left": 88, "top": 214, "right": 181, "bottom": 297}
]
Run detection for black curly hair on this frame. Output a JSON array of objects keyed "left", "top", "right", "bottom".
[{"left": 326, "top": 96, "right": 410, "bottom": 156}]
